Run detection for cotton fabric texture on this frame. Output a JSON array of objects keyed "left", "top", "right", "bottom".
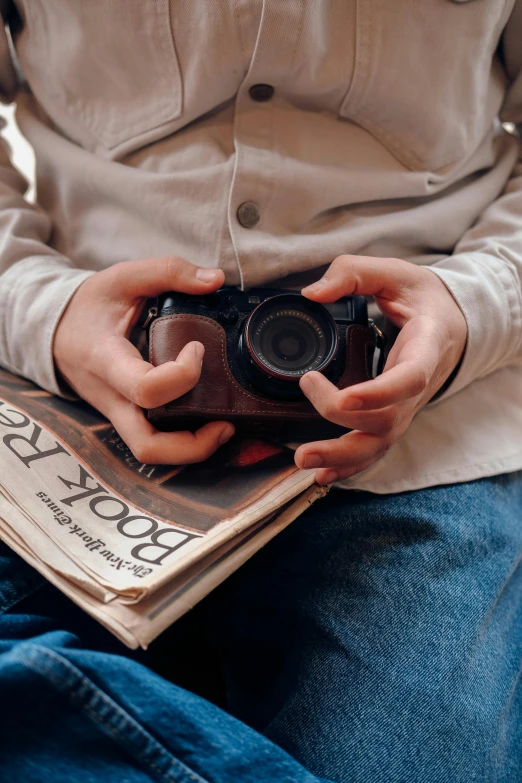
[{"left": 0, "top": 0, "right": 521, "bottom": 492}]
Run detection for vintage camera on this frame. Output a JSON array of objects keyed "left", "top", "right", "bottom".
[{"left": 145, "top": 287, "right": 384, "bottom": 440}]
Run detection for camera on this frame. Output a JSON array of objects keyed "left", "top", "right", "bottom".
[{"left": 145, "top": 287, "right": 384, "bottom": 441}]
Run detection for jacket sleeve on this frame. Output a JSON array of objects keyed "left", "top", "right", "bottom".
[
  {"left": 427, "top": 0, "right": 522, "bottom": 402},
  {"left": 0, "top": 17, "right": 93, "bottom": 396}
]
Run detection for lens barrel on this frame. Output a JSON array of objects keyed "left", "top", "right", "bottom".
[{"left": 238, "top": 294, "right": 339, "bottom": 399}]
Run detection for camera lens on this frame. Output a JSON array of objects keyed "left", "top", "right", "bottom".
[{"left": 239, "top": 294, "right": 339, "bottom": 398}]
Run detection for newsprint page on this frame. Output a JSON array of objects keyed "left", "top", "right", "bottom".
[{"left": 0, "top": 369, "right": 326, "bottom": 648}]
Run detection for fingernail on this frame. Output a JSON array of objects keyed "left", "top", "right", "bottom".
[
  {"left": 218, "top": 424, "right": 235, "bottom": 445},
  {"left": 302, "top": 277, "right": 329, "bottom": 295},
  {"left": 340, "top": 396, "right": 364, "bottom": 411},
  {"left": 196, "top": 267, "right": 220, "bottom": 282},
  {"left": 320, "top": 470, "right": 339, "bottom": 484},
  {"left": 299, "top": 373, "right": 316, "bottom": 397},
  {"left": 303, "top": 452, "right": 323, "bottom": 469},
  {"left": 193, "top": 342, "right": 204, "bottom": 362}
]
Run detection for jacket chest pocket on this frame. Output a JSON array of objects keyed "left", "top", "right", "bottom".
[
  {"left": 18, "top": 0, "right": 183, "bottom": 152},
  {"left": 338, "top": 0, "right": 513, "bottom": 173}
]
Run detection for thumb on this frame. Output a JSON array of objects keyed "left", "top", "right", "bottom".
[
  {"left": 301, "top": 254, "right": 422, "bottom": 303},
  {"left": 110, "top": 256, "right": 225, "bottom": 299}
]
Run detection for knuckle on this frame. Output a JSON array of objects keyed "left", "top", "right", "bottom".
[
  {"left": 129, "top": 439, "right": 154, "bottom": 464},
  {"left": 177, "top": 361, "right": 201, "bottom": 390},
  {"left": 384, "top": 256, "right": 404, "bottom": 271},
  {"left": 322, "top": 399, "right": 340, "bottom": 421},
  {"left": 414, "top": 366, "right": 430, "bottom": 394},
  {"left": 379, "top": 434, "right": 396, "bottom": 454},
  {"left": 164, "top": 256, "right": 186, "bottom": 281},
  {"left": 131, "top": 382, "right": 152, "bottom": 410},
  {"left": 332, "top": 254, "right": 362, "bottom": 294},
  {"left": 388, "top": 256, "right": 406, "bottom": 267},
  {"left": 375, "top": 408, "right": 399, "bottom": 434},
  {"left": 200, "top": 443, "right": 219, "bottom": 461},
  {"left": 88, "top": 342, "right": 109, "bottom": 374},
  {"left": 194, "top": 437, "right": 219, "bottom": 462},
  {"left": 335, "top": 254, "right": 355, "bottom": 274},
  {"left": 105, "top": 261, "right": 128, "bottom": 284}
]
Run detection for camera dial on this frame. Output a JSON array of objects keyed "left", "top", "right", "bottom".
[
  {"left": 218, "top": 305, "right": 239, "bottom": 325},
  {"left": 238, "top": 293, "right": 339, "bottom": 399}
]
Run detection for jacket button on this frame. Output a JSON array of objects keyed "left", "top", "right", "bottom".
[
  {"left": 249, "top": 84, "right": 274, "bottom": 102},
  {"left": 237, "top": 202, "right": 260, "bottom": 228}
]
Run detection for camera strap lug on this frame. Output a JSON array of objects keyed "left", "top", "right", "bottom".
[
  {"left": 142, "top": 304, "right": 159, "bottom": 331},
  {"left": 369, "top": 320, "right": 386, "bottom": 377}
]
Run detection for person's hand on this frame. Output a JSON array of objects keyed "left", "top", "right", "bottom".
[
  {"left": 54, "top": 257, "right": 235, "bottom": 465},
  {"left": 294, "top": 255, "right": 467, "bottom": 484}
]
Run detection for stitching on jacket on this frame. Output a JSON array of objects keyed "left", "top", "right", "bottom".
[
  {"left": 27, "top": 1, "right": 183, "bottom": 148},
  {"left": 0, "top": 578, "right": 45, "bottom": 615}
]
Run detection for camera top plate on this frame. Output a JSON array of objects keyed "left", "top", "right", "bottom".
[{"left": 158, "top": 287, "right": 368, "bottom": 326}]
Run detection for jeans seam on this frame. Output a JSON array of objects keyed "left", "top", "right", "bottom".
[
  {"left": 0, "top": 578, "right": 45, "bottom": 615},
  {"left": 14, "top": 644, "right": 210, "bottom": 783}
]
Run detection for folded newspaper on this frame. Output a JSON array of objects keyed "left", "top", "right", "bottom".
[{"left": 0, "top": 368, "right": 327, "bottom": 648}]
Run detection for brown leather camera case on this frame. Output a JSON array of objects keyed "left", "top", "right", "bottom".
[{"left": 147, "top": 314, "right": 379, "bottom": 438}]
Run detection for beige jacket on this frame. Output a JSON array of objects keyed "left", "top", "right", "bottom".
[{"left": 0, "top": 0, "right": 521, "bottom": 493}]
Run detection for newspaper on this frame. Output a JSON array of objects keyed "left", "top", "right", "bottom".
[{"left": 0, "top": 368, "right": 327, "bottom": 648}]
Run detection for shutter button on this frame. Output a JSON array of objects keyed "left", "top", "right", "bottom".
[
  {"left": 249, "top": 84, "right": 274, "bottom": 102},
  {"left": 237, "top": 202, "right": 260, "bottom": 228}
]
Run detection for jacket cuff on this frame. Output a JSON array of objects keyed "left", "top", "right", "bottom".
[
  {"left": 0, "top": 256, "right": 94, "bottom": 397},
  {"left": 426, "top": 251, "right": 522, "bottom": 405}
]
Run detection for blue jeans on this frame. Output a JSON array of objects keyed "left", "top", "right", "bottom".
[{"left": 1, "top": 473, "right": 522, "bottom": 782}]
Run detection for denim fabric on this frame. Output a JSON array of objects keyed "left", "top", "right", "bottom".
[
  {"left": 186, "top": 472, "right": 522, "bottom": 783},
  {"left": 0, "top": 541, "right": 45, "bottom": 614},
  {"left": 1, "top": 473, "right": 522, "bottom": 782},
  {"left": 0, "top": 561, "right": 324, "bottom": 782}
]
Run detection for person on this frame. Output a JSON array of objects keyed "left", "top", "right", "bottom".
[{"left": 0, "top": 1, "right": 521, "bottom": 781}]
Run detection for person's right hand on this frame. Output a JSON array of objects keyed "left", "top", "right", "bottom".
[{"left": 53, "top": 257, "right": 235, "bottom": 465}]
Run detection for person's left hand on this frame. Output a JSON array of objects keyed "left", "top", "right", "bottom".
[{"left": 294, "top": 254, "right": 467, "bottom": 484}]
